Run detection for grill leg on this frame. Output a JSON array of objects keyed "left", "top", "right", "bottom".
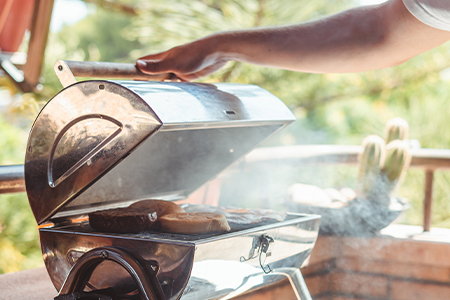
[{"left": 271, "top": 268, "right": 312, "bottom": 300}]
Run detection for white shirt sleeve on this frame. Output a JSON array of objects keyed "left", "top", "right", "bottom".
[{"left": 403, "top": 0, "right": 450, "bottom": 31}]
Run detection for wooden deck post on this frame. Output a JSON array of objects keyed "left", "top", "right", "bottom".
[{"left": 423, "top": 170, "right": 434, "bottom": 232}]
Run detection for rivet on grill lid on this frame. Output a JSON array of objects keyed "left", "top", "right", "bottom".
[{"left": 100, "top": 251, "right": 108, "bottom": 259}]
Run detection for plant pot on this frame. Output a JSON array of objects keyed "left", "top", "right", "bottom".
[
  {"left": 286, "top": 197, "right": 409, "bottom": 236},
  {"left": 0, "top": 0, "right": 35, "bottom": 53}
]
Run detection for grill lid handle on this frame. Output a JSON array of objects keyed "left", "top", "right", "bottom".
[{"left": 54, "top": 60, "right": 178, "bottom": 88}]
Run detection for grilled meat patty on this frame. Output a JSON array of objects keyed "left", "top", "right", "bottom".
[
  {"left": 159, "top": 212, "right": 230, "bottom": 234},
  {"left": 89, "top": 207, "right": 157, "bottom": 233}
]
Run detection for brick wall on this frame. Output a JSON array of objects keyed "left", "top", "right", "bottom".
[
  {"left": 237, "top": 225, "right": 450, "bottom": 300},
  {"left": 306, "top": 229, "right": 450, "bottom": 300}
]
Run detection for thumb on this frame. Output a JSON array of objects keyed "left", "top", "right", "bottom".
[{"left": 136, "top": 59, "right": 169, "bottom": 74}]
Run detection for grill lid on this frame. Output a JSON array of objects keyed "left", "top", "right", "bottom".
[{"left": 25, "top": 64, "right": 295, "bottom": 225}]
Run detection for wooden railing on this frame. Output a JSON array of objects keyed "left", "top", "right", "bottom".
[{"left": 2, "top": 145, "right": 450, "bottom": 231}]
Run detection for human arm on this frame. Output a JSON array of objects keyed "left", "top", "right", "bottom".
[{"left": 136, "top": 0, "right": 450, "bottom": 81}]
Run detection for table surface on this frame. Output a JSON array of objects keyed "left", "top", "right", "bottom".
[
  {"left": 0, "top": 267, "right": 290, "bottom": 300},
  {"left": 0, "top": 267, "right": 57, "bottom": 300}
]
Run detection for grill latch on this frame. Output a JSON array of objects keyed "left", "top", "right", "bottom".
[{"left": 240, "top": 234, "right": 274, "bottom": 274}]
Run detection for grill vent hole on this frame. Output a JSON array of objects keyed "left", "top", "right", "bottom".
[{"left": 225, "top": 110, "right": 236, "bottom": 115}]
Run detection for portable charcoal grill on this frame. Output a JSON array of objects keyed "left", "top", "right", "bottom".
[{"left": 25, "top": 60, "right": 321, "bottom": 300}]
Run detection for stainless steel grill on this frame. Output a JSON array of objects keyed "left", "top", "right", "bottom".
[{"left": 25, "top": 60, "right": 321, "bottom": 300}]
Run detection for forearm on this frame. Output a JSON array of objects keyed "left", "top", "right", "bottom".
[
  {"left": 137, "top": 0, "right": 450, "bottom": 80},
  {"left": 209, "top": 0, "right": 450, "bottom": 73}
]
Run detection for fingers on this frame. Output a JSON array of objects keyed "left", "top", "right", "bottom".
[
  {"left": 137, "top": 48, "right": 182, "bottom": 74},
  {"left": 137, "top": 43, "right": 207, "bottom": 77},
  {"left": 136, "top": 57, "right": 197, "bottom": 82},
  {"left": 136, "top": 42, "right": 228, "bottom": 81},
  {"left": 136, "top": 58, "right": 169, "bottom": 74}
]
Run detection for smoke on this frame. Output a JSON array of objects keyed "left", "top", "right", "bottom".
[
  {"left": 217, "top": 145, "right": 358, "bottom": 211},
  {"left": 216, "top": 142, "right": 408, "bottom": 237}
]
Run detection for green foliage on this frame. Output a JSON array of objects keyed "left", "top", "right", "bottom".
[
  {"left": 57, "top": 7, "right": 142, "bottom": 62},
  {"left": 0, "top": 116, "right": 42, "bottom": 273},
  {"left": 0, "top": 193, "right": 41, "bottom": 273},
  {"left": 41, "top": 4, "right": 145, "bottom": 95},
  {"left": 0, "top": 116, "right": 28, "bottom": 164}
]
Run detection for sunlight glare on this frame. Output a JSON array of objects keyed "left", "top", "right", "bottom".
[{"left": 50, "top": 0, "right": 88, "bottom": 32}]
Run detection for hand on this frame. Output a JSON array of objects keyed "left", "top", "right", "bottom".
[{"left": 136, "top": 37, "right": 229, "bottom": 81}]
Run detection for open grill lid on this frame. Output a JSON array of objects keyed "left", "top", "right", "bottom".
[{"left": 25, "top": 64, "right": 295, "bottom": 225}]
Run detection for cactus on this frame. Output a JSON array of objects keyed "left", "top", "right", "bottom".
[
  {"left": 384, "top": 117, "right": 409, "bottom": 144},
  {"left": 358, "top": 135, "right": 386, "bottom": 196},
  {"left": 381, "top": 140, "right": 412, "bottom": 190},
  {"left": 353, "top": 119, "right": 412, "bottom": 207}
]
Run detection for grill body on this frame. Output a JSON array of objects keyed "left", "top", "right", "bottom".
[
  {"left": 40, "top": 213, "right": 319, "bottom": 300},
  {"left": 25, "top": 76, "right": 320, "bottom": 299}
]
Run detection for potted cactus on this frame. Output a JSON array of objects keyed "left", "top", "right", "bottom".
[
  {"left": 357, "top": 117, "right": 412, "bottom": 204},
  {"left": 286, "top": 117, "right": 411, "bottom": 236}
]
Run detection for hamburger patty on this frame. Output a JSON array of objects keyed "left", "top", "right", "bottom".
[{"left": 89, "top": 207, "right": 157, "bottom": 233}]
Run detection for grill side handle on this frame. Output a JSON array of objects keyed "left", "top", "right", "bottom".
[
  {"left": 54, "top": 60, "right": 178, "bottom": 88},
  {"left": 59, "top": 246, "right": 165, "bottom": 300}
]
